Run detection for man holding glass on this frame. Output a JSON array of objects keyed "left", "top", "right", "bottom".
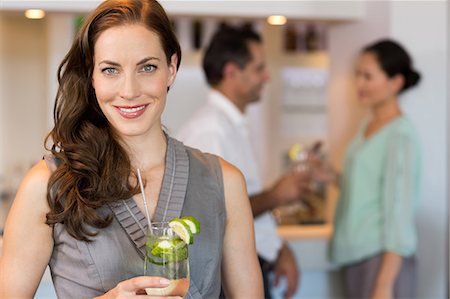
[{"left": 178, "top": 23, "right": 307, "bottom": 298}]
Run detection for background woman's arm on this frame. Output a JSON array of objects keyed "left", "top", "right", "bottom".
[
  {"left": 371, "top": 252, "right": 402, "bottom": 299},
  {"left": 374, "top": 131, "right": 421, "bottom": 298}
]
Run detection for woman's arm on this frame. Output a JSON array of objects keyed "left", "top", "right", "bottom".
[
  {"left": 374, "top": 132, "right": 421, "bottom": 298},
  {"left": 371, "top": 252, "right": 403, "bottom": 299},
  {"left": 0, "top": 160, "right": 54, "bottom": 298},
  {"left": 219, "top": 158, "right": 264, "bottom": 298}
]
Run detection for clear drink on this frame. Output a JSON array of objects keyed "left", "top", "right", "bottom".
[{"left": 144, "top": 222, "right": 190, "bottom": 297}]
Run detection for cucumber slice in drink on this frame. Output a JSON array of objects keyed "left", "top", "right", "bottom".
[
  {"left": 161, "top": 246, "right": 188, "bottom": 262},
  {"left": 150, "top": 240, "right": 168, "bottom": 257},
  {"left": 148, "top": 238, "right": 187, "bottom": 262}
]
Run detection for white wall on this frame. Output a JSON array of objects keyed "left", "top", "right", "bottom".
[
  {"left": 329, "top": 1, "right": 448, "bottom": 298},
  {"left": 390, "top": 2, "right": 447, "bottom": 297},
  {"left": 0, "top": 14, "right": 6, "bottom": 177},
  {"left": 0, "top": 13, "right": 48, "bottom": 185},
  {"left": 0, "top": 13, "right": 73, "bottom": 227},
  {"left": 45, "top": 14, "right": 75, "bottom": 131}
]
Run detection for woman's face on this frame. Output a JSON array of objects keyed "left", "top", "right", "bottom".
[
  {"left": 355, "top": 52, "right": 400, "bottom": 108},
  {"left": 92, "top": 24, "right": 177, "bottom": 139}
]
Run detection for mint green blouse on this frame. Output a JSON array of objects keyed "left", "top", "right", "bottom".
[{"left": 330, "top": 116, "right": 421, "bottom": 266}]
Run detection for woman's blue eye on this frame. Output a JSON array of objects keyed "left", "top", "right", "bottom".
[
  {"left": 142, "top": 64, "right": 156, "bottom": 72},
  {"left": 102, "top": 67, "right": 118, "bottom": 75}
]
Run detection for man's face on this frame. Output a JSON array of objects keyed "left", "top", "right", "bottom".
[{"left": 234, "top": 41, "right": 270, "bottom": 105}]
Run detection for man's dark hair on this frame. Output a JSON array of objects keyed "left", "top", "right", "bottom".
[{"left": 202, "top": 23, "right": 262, "bottom": 86}]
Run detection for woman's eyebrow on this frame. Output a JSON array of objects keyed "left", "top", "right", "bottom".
[
  {"left": 98, "top": 60, "right": 120, "bottom": 66},
  {"left": 136, "top": 56, "right": 160, "bottom": 65},
  {"left": 98, "top": 57, "right": 161, "bottom": 66}
]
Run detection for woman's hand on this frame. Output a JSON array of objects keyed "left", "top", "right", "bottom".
[
  {"left": 371, "top": 284, "right": 393, "bottom": 299},
  {"left": 94, "top": 276, "right": 182, "bottom": 299},
  {"left": 371, "top": 252, "right": 402, "bottom": 299}
]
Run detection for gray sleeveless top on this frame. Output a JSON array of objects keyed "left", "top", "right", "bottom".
[{"left": 46, "top": 137, "right": 226, "bottom": 299}]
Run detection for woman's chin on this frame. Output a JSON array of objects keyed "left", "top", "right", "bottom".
[{"left": 357, "top": 98, "right": 372, "bottom": 107}]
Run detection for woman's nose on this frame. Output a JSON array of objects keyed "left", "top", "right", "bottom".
[
  {"left": 264, "top": 70, "right": 271, "bottom": 82},
  {"left": 120, "top": 74, "right": 141, "bottom": 101},
  {"left": 355, "top": 75, "right": 364, "bottom": 89}
]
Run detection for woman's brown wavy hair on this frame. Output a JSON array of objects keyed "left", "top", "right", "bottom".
[{"left": 44, "top": 0, "right": 182, "bottom": 241}]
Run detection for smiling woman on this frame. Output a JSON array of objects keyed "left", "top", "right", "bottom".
[
  {"left": 92, "top": 24, "right": 178, "bottom": 138},
  {"left": 0, "top": 0, "right": 263, "bottom": 298}
]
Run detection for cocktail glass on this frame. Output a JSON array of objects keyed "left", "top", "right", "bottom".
[{"left": 144, "top": 222, "right": 190, "bottom": 296}]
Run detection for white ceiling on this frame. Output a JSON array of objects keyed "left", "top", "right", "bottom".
[{"left": 0, "top": 1, "right": 365, "bottom": 21}]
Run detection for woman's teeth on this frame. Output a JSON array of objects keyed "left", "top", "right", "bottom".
[{"left": 119, "top": 105, "right": 146, "bottom": 113}]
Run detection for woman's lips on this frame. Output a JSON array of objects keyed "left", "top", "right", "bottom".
[{"left": 115, "top": 104, "right": 149, "bottom": 119}]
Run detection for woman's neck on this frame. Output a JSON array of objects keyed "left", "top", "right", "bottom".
[
  {"left": 371, "top": 97, "right": 402, "bottom": 124},
  {"left": 364, "top": 98, "right": 402, "bottom": 139},
  {"left": 122, "top": 128, "right": 167, "bottom": 171}
]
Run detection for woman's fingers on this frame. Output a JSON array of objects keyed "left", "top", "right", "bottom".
[
  {"left": 119, "top": 276, "right": 170, "bottom": 292},
  {"left": 99, "top": 276, "right": 185, "bottom": 298}
]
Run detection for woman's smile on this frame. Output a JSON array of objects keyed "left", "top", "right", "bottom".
[{"left": 115, "top": 104, "right": 149, "bottom": 119}]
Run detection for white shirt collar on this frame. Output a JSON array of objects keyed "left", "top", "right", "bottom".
[{"left": 207, "top": 89, "right": 248, "bottom": 128}]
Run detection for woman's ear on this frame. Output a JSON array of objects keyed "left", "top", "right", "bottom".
[
  {"left": 167, "top": 54, "right": 178, "bottom": 87},
  {"left": 391, "top": 74, "right": 405, "bottom": 94}
]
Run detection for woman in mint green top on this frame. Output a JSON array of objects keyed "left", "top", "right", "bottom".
[
  {"left": 328, "top": 40, "right": 422, "bottom": 299},
  {"left": 332, "top": 116, "right": 421, "bottom": 265}
]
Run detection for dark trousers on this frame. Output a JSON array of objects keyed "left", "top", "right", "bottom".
[
  {"left": 219, "top": 255, "right": 274, "bottom": 299},
  {"left": 259, "top": 256, "right": 275, "bottom": 299},
  {"left": 343, "top": 253, "right": 417, "bottom": 299}
]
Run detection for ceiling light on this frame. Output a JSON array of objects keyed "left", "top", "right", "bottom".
[
  {"left": 25, "top": 9, "right": 46, "bottom": 20},
  {"left": 267, "top": 15, "right": 287, "bottom": 26}
]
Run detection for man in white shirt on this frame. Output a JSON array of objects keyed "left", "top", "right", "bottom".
[{"left": 178, "top": 24, "right": 306, "bottom": 298}]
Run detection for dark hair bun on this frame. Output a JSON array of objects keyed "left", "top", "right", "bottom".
[{"left": 404, "top": 69, "right": 421, "bottom": 90}]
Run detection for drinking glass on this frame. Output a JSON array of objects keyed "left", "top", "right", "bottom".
[{"left": 144, "top": 222, "right": 190, "bottom": 296}]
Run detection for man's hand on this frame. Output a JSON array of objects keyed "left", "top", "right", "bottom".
[
  {"left": 273, "top": 244, "right": 300, "bottom": 299},
  {"left": 270, "top": 170, "right": 310, "bottom": 207},
  {"left": 250, "top": 170, "right": 310, "bottom": 217}
]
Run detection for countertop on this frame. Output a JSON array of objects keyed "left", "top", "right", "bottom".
[
  {"left": 277, "top": 223, "right": 333, "bottom": 240},
  {"left": 276, "top": 224, "right": 336, "bottom": 272}
]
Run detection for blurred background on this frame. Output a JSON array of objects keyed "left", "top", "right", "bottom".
[{"left": 0, "top": 1, "right": 448, "bottom": 298}]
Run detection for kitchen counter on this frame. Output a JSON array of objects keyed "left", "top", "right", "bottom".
[
  {"left": 276, "top": 223, "right": 335, "bottom": 271},
  {"left": 277, "top": 223, "right": 333, "bottom": 241}
]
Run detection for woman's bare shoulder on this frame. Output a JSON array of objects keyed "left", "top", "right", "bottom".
[
  {"left": 218, "top": 157, "right": 246, "bottom": 186},
  {"left": 217, "top": 157, "right": 250, "bottom": 207},
  {"left": 24, "top": 159, "right": 52, "bottom": 187},
  {"left": 15, "top": 160, "right": 52, "bottom": 205}
]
